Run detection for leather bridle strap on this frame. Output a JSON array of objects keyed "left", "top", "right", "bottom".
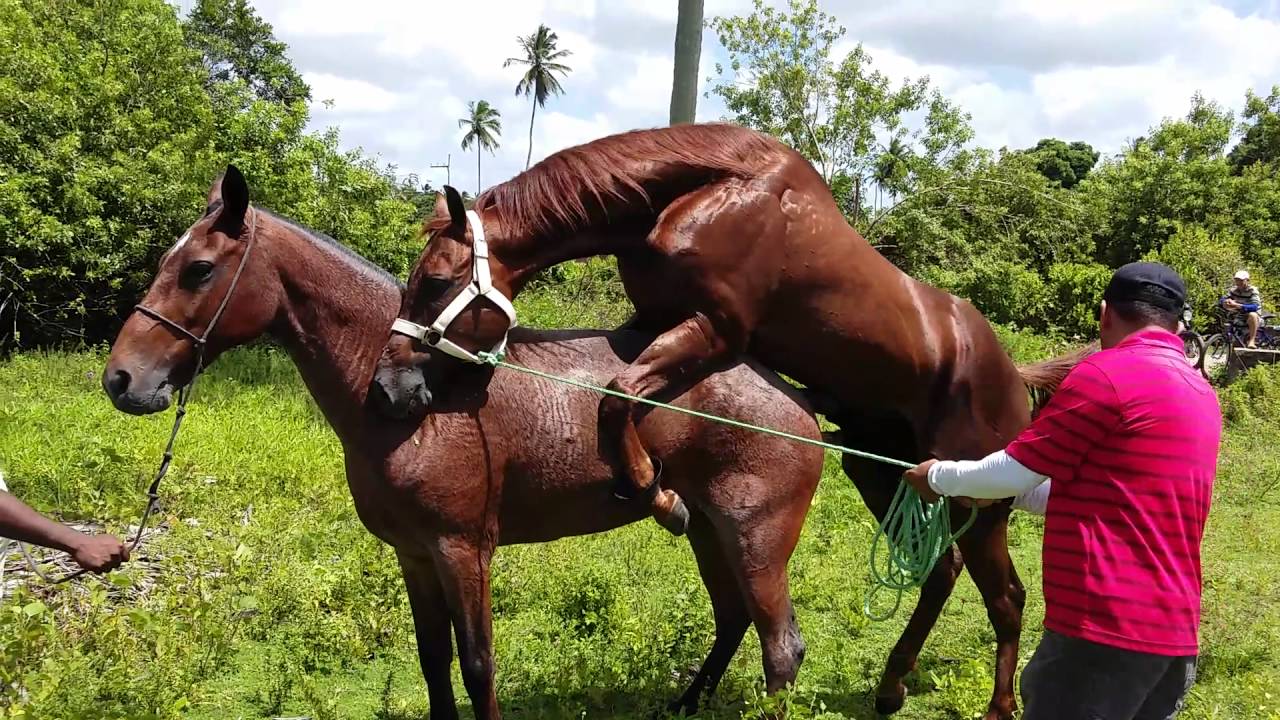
[{"left": 25, "top": 209, "right": 259, "bottom": 586}]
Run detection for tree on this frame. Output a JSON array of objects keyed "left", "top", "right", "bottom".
[
  {"left": 0, "top": 0, "right": 215, "bottom": 349},
  {"left": 1023, "top": 138, "right": 1098, "bottom": 189},
  {"left": 874, "top": 149, "right": 1097, "bottom": 280},
  {"left": 183, "top": 0, "right": 309, "bottom": 107},
  {"left": 503, "top": 25, "right": 571, "bottom": 169},
  {"left": 1083, "top": 93, "right": 1235, "bottom": 265},
  {"left": 459, "top": 101, "right": 502, "bottom": 196},
  {"left": 669, "top": 0, "right": 704, "bottom": 125},
  {"left": 0, "top": 0, "right": 420, "bottom": 352},
  {"left": 708, "top": 0, "right": 972, "bottom": 204},
  {"left": 1229, "top": 85, "right": 1280, "bottom": 173}
]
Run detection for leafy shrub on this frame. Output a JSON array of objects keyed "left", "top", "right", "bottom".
[
  {"left": 1145, "top": 223, "right": 1253, "bottom": 327},
  {"left": 1047, "top": 261, "right": 1112, "bottom": 338},
  {"left": 0, "top": 0, "right": 421, "bottom": 353},
  {"left": 922, "top": 258, "right": 1051, "bottom": 331},
  {"left": 1219, "top": 362, "right": 1280, "bottom": 426}
]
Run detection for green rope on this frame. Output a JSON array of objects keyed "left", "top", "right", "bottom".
[
  {"left": 477, "top": 350, "right": 978, "bottom": 619},
  {"left": 863, "top": 480, "right": 976, "bottom": 621}
]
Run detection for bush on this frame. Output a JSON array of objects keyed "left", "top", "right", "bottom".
[
  {"left": 921, "top": 258, "right": 1051, "bottom": 331},
  {"left": 0, "top": 0, "right": 421, "bottom": 353},
  {"left": 1219, "top": 362, "right": 1280, "bottom": 426},
  {"left": 990, "top": 323, "right": 1078, "bottom": 364},
  {"left": 1047, "top": 261, "right": 1112, "bottom": 338},
  {"left": 1144, "top": 223, "right": 1253, "bottom": 327}
]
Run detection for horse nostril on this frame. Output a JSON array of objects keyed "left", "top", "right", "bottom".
[{"left": 105, "top": 368, "right": 131, "bottom": 400}]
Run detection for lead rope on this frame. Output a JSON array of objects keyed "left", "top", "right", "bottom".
[{"left": 474, "top": 350, "right": 978, "bottom": 619}]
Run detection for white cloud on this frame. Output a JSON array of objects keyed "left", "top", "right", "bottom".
[
  {"left": 534, "top": 111, "right": 619, "bottom": 156},
  {"left": 235, "top": 0, "right": 1280, "bottom": 197},
  {"left": 606, "top": 53, "right": 676, "bottom": 115},
  {"left": 304, "top": 72, "right": 399, "bottom": 113}
]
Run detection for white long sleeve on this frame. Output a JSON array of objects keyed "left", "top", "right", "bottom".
[
  {"left": 927, "top": 450, "right": 1050, "bottom": 510},
  {"left": 1011, "top": 480, "right": 1051, "bottom": 515}
]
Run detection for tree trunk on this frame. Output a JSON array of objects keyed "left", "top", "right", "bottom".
[
  {"left": 526, "top": 100, "right": 537, "bottom": 169},
  {"left": 852, "top": 176, "right": 861, "bottom": 228},
  {"left": 669, "top": 0, "right": 704, "bottom": 125},
  {"left": 477, "top": 144, "right": 481, "bottom": 196}
]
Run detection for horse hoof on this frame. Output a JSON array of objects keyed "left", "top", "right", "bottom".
[
  {"left": 875, "top": 689, "right": 906, "bottom": 715},
  {"left": 655, "top": 492, "right": 690, "bottom": 536}
]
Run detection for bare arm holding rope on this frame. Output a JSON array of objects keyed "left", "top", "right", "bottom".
[{"left": 0, "top": 477, "right": 129, "bottom": 574}]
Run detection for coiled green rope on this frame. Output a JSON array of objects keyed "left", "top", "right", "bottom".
[
  {"left": 477, "top": 351, "right": 978, "bottom": 620},
  {"left": 864, "top": 479, "right": 977, "bottom": 621}
]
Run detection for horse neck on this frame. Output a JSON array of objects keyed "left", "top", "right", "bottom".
[
  {"left": 263, "top": 222, "right": 398, "bottom": 438},
  {"left": 487, "top": 217, "right": 631, "bottom": 292}
]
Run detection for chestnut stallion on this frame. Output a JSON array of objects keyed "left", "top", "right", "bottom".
[{"left": 375, "top": 124, "right": 1086, "bottom": 718}]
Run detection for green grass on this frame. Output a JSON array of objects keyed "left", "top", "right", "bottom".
[{"left": 0, "top": 294, "right": 1277, "bottom": 719}]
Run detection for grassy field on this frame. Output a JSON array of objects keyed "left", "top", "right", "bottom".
[{"left": 1, "top": 283, "right": 1278, "bottom": 719}]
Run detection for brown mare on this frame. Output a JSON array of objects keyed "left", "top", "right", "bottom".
[
  {"left": 373, "top": 123, "right": 1089, "bottom": 719},
  {"left": 101, "top": 167, "right": 825, "bottom": 719}
]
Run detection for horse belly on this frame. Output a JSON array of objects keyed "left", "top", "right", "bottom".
[
  {"left": 748, "top": 311, "right": 923, "bottom": 414},
  {"left": 491, "top": 382, "right": 648, "bottom": 545},
  {"left": 496, "top": 478, "right": 648, "bottom": 545}
]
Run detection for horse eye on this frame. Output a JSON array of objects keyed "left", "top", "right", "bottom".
[
  {"left": 180, "top": 260, "right": 215, "bottom": 289},
  {"left": 422, "top": 276, "right": 454, "bottom": 298}
]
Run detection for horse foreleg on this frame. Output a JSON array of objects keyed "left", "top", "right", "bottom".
[
  {"left": 432, "top": 536, "right": 500, "bottom": 720},
  {"left": 956, "top": 508, "right": 1025, "bottom": 720},
  {"left": 397, "top": 551, "right": 460, "bottom": 720},
  {"left": 600, "top": 311, "right": 740, "bottom": 536}
]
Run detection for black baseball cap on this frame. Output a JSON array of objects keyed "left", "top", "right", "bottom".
[{"left": 1102, "top": 262, "right": 1187, "bottom": 312}]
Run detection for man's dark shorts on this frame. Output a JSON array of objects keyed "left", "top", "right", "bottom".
[{"left": 1021, "top": 629, "right": 1197, "bottom": 720}]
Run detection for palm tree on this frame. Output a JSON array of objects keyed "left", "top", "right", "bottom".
[
  {"left": 459, "top": 100, "right": 502, "bottom": 196},
  {"left": 669, "top": 0, "right": 704, "bottom": 125},
  {"left": 503, "top": 24, "right": 572, "bottom": 169},
  {"left": 873, "top": 136, "right": 911, "bottom": 210}
]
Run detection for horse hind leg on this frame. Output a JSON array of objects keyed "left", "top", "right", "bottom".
[
  {"left": 672, "top": 510, "right": 752, "bottom": 716},
  {"left": 713, "top": 472, "right": 812, "bottom": 698},
  {"left": 923, "top": 410, "right": 1025, "bottom": 720},
  {"left": 956, "top": 507, "right": 1025, "bottom": 720},
  {"left": 875, "top": 541, "right": 965, "bottom": 714}
]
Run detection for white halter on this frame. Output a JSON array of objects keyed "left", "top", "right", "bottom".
[{"left": 390, "top": 210, "right": 518, "bottom": 364}]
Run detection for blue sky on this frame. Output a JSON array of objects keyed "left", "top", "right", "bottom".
[{"left": 211, "top": 0, "right": 1280, "bottom": 195}]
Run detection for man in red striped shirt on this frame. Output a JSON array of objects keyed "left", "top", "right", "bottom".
[{"left": 905, "top": 262, "right": 1221, "bottom": 720}]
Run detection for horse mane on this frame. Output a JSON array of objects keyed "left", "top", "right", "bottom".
[
  {"left": 1017, "top": 341, "right": 1101, "bottom": 416},
  {"left": 424, "top": 123, "right": 785, "bottom": 240},
  {"left": 261, "top": 208, "right": 404, "bottom": 290}
]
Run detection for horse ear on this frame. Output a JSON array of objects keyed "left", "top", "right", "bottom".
[
  {"left": 206, "top": 171, "right": 226, "bottom": 207},
  {"left": 443, "top": 185, "right": 467, "bottom": 230},
  {"left": 213, "top": 164, "right": 250, "bottom": 237}
]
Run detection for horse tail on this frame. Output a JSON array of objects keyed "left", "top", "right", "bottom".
[{"left": 1016, "top": 341, "right": 1100, "bottom": 416}]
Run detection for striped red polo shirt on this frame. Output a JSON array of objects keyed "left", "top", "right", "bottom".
[{"left": 1006, "top": 328, "right": 1221, "bottom": 656}]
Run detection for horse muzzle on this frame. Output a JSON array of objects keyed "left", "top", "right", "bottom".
[
  {"left": 370, "top": 365, "right": 432, "bottom": 419},
  {"left": 102, "top": 364, "right": 175, "bottom": 416}
]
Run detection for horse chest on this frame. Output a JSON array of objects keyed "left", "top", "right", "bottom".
[{"left": 343, "top": 450, "right": 487, "bottom": 551}]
